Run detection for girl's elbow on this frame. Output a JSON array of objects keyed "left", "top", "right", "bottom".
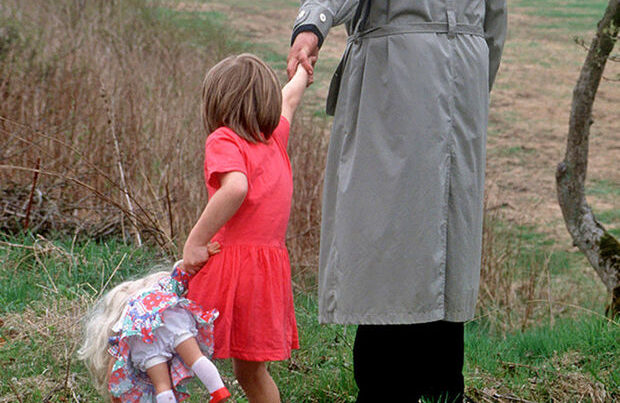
[
  {"left": 233, "top": 182, "right": 248, "bottom": 201},
  {"left": 229, "top": 178, "right": 248, "bottom": 202}
]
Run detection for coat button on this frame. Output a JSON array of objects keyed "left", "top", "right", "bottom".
[{"left": 319, "top": 13, "right": 326, "bottom": 22}]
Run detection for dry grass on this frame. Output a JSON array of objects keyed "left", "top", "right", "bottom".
[
  {"left": 0, "top": 0, "right": 327, "bottom": 269},
  {"left": 1, "top": 295, "right": 91, "bottom": 403},
  {"left": 1, "top": 0, "right": 611, "bottom": 317},
  {"left": 1, "top": 0, "right": 223, "bottom": 250},
  {"left": 286, "top": 115, "right": 329, "bottom": 286}
]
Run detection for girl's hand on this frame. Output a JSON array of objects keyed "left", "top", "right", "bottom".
[
  {"left": 182, "top": 241, "right": 221, "bottom": 275},
  {"left": 182, "top": 171, "right": 247, "bottom": 274}
]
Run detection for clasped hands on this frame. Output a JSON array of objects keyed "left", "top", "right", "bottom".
[{"left": 286, "top": 31, "right": 320, "bottom": 84}]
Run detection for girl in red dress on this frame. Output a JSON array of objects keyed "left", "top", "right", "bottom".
[{"left": 182, "top": 53, "right": 308, "bottom": 402}]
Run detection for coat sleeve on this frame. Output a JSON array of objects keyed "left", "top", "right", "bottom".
[
  {"left": 484, "top": 0, "right": 508, "bottom": 91},
  {"left": 291, "top": 0, "right": 360, "bottom": 47}
]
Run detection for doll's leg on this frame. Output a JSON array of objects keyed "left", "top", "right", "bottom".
[
  {"left": 161, "top": 307, "right": 229, "bottom": 401},
  {"left": 144, "top": 360, "right": 177, "bottom": 403},
  {"left": 175, "top": 338, "right": 229, "bottom": 402},
  {"left": 127, "top": 335, "right": 176, "bottom": 402},
  {"left": 146, "top": 361, "right": 172, "bottom": 393}
]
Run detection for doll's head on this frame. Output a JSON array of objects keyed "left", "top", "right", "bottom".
[
  {"left": 202, "top": 53, "right": 282, "bottom": 143},
  {"left": 77, "top": 270, "right": 169, "bottom": 394}
]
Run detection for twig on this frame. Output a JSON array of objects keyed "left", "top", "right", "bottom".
[
  {"left": 0, "top": 120, "right": 163, "bottom": 230},
  {"left": 23, "top": 157, "right": 41, "bottom": 230},
  {"left": 501, "top": 360, "right": 542, "bottom": 377},
  {"left": 42, "top": 384, "right": 65, "bottom": 403},
  {"left": 7, "top": 378, "right": 24, "bottom": 403},
  {"left": 97, "top": 252, "right": 127, "bottom": 297},
  {"left": 0, "top": 240, "right": 39, "bottom": 250},
  {"left": 63, "top": 341, "right": 78, "bottom": 395},
  {"left": 100, "top": 82, "right": 142, "bottom": 246},
  {"left": 492, "top": 393, "right": 536, "bottom": 403},
  {"left": 165, "top": 181, "right": 174, "bottom": 241},
  {"left": 286, "top": 225, "right": 320, "bottom": 241},
  {"left": 33, "top": 244, "right": 58, "bottom": 294},
  {"left": 0, "top": 164, "right": 166, "bottom": 247},
  {"left": 526, "top": 299, "right": 619, "bottom": 326}
]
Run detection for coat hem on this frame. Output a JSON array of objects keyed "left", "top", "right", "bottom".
[{"left": 318, "top": 309, "right": 474, "bottom": 325}]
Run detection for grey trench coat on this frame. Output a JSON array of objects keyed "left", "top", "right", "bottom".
[{"left": 292, "top": 0, "right": 507, "bottom": 324}]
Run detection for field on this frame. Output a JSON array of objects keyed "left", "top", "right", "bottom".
[{"left": 0, "top": 0, "right": 618, "bottom": 402}]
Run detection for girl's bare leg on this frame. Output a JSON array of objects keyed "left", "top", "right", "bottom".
[
  {"left": 146, "top": 362, "right": 173, "bottom": 395},
  {"left": 232, "top": 358, "right": 280, "bottom": 403}
]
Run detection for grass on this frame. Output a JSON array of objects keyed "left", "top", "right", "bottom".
[
  {"left": 0, "top": 232, "right": 164, "bottom": 313},
  {"left": 587, "top": 179, "right": 620, "bottom": 198},
  {"left": 586, "top": 179, "right": 620, "bottom": 238},
  {"left": 1, "top": 225, "right": 616, "bottom": 402},
  {"left": 0, "top": 229, "right": 620, "bottom": 402},
  {"left": 1, "top": 0, "right": 618, "bottom": 401},
  {"left": 466, "top": 316, "right": 619, "bottom": 402},
  {"left": 513, "top": 0, "right": 610, "bottom": 32}
]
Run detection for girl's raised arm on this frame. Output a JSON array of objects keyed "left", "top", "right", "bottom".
[
  {"left": 182, "top": 171, "right": 248, "bottom": 274},
  {"left": 281, "top": 64, "right": 309, "bottom": 122}
]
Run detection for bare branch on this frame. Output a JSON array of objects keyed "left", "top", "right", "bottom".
[{"left": 556, "top": 0, "right": 620, "bottom": 317}]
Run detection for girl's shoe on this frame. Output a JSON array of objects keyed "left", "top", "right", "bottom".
[{"left": 210, "top": 387, "right": 231, "bottom": 403}]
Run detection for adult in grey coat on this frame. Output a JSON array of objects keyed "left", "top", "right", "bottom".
[{"left": 288, "top": 0, "right": 507, "bottom": 400}]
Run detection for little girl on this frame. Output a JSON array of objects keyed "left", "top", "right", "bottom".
[
  {"left": 79, "top": 252, "right": 230, "bottom": 403},
  {"left": 182, "top": 53, "right": 309, "bottom": 402}
]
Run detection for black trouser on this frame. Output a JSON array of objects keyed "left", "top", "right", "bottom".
[{"left": 354, "top": 321, "right": 465, "bottom": 403}]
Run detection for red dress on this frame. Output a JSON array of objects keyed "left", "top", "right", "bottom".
[{"left": 188, "top": 117, "right": 299, "bottom": 362}]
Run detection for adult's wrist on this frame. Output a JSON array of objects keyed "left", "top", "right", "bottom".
[{"left": 291, "top": 24, "right": 323, "bottom": 48}]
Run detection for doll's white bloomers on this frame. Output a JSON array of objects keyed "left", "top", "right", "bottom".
[{"left": 106, "top": 261, "right": 229, "bottom": 402}]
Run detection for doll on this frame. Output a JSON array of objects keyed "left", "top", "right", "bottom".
[{"left": 79, "top": 253, "right": 229, "bottom": 403}]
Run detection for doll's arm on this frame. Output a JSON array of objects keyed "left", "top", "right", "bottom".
[
  {"left": 182, "top": 171, "right": 247, "bottom": 275},
  {"left": 281, "top": 64, "right": 309, "bottom": 122}
]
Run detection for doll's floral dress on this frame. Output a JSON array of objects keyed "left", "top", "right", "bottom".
[{"left": 107, "top": 265, "right": 218, "bottom": 402}]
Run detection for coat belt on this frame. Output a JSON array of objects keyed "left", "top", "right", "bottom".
[{"left": 326, "top": 22, "right": 485, "bottom": 115}]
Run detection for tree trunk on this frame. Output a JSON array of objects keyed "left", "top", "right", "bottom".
[{"left": 555, "top": 0, "right": 620, "bottom": 317}]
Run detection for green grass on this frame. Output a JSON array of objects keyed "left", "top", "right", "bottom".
[
  {"left": 587, "top": 179, "right": 620, "bottom": 198},
  {"left": 1, "top": 234, "right": 617, "bottom": 402},
  {"left": 586, "top": 179, "right": 620, "bottom": 238},
  {"left": 514, "top": 0, "right": 609, "bottom": 32},
  {"left": 0, "top": 232, "right": 165, "bottom": 313},
  {"left": 495, "top": 145, "right": 537, "bottom": 160},
  {"left": 467, "top": 315, "right": 619, "bottom": 401},
  {"left": 152, "top": 6, "right": 247, "bottom": 55}
]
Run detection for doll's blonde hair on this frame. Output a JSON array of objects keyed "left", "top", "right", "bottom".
[{"left": 77, "top": 270, "right": 170, "bottom": 395}]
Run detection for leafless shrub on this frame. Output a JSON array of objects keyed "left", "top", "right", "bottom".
[
  {"left": 287, "top": 114, "right": 330, "bottom": 288},
  {"left": 478, "top": 204, "right": 553, "bottom": 334},
  {"left": 0, "top": 0, "right": 332, "bottom": 270},
  {"left": 0, "top": 0, "right": 233, "bottom": 251}
]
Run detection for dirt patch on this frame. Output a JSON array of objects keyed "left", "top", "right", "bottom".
[{"left": 487, "top": 8, "right": 619, "bottom": 246}]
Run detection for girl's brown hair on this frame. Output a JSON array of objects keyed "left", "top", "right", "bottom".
[{"left": 202, "top": 53, "right": 282, "bottom": 143}]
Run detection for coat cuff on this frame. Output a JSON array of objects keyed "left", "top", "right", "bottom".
[
  {"left": 291, "top": 5, "right": 333, "bottom": 48},
  {"left": 292, "top": 24, "right": 325, "bottom": 48}
]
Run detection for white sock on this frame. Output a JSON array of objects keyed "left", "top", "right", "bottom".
[
  {"left": 156, "top": 389, "right": 176, "bottom": 403},
  {"left": 191, "top": 356, "right": 225, "bottom": 393}
]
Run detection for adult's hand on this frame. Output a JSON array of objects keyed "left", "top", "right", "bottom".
[{"left": 287, "top": 31, "right": 320, "bottom": 84}]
